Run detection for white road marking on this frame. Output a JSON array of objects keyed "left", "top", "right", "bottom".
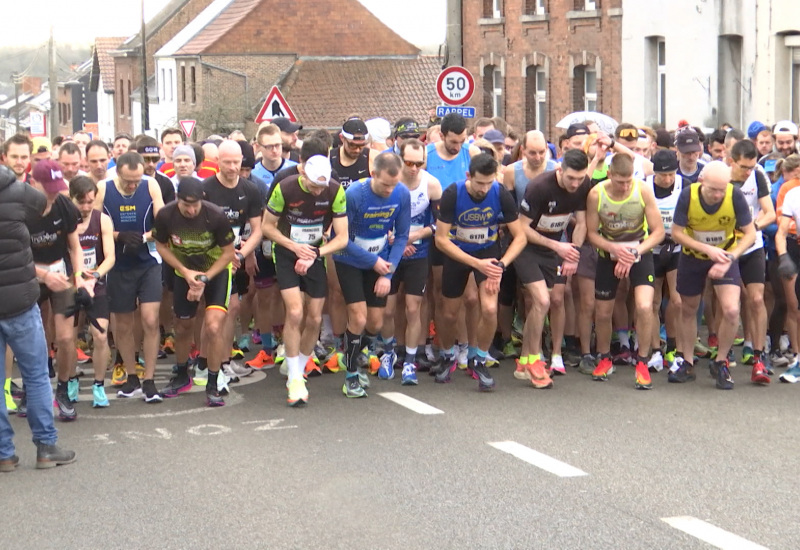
[
  {"left": 378, "top": 392, "right": 444, "bottom": 415},
  {"left": 487, "top": 441, "right": 588, "bottom": 477},
  {"left": 662, "top": 516, "right": 769, "bottom": 550}
]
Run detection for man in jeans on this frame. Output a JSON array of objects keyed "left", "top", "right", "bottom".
[{"left": 0, "top": 163, "right": 75, "bottom": 471}]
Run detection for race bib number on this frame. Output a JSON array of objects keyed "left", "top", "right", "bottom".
[
  {"left": 36, "top": 258, "right": 67, "bottom": 280},
  {"left": 410, "top": 223, "right": 424, "bottom": 245},
  {"left": 290, "top": 224, "right": 323, "bottom": 245},
  {"left": 232, "top": 226, "right": 242, "bottom": 248},
  {"left": 354, "top": 235, "right": 387, "bottom": 254},
  {"left": 82, "top": 247, "right": 97, "bottom": 270},
  {"left": 694, "top": 230, "right": 726, "bottom": 246},
  {"left": 242, "top": 222, "right": 252, "bottom": 241},
  {"left": 660, "top": 209, "right": 674, "bottom": 233},
  {"left": 536, "top": 214, "right": 571, "bottom": 233},
  {"left": 610, "top": 240, "right": 641, "bottom": 262},
  {"left": 261, "top": 240, "right": 272, "bottom": 256},
  {"left": 455, "top": 226, "right": 490, "bottom": 244}
]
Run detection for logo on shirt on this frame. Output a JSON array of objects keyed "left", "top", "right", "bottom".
[
  {"left": 548, "top": 201, "right": 557, "bottom": 213},
  {"left": 458, "top": 207, "right": 495, "bottom": 225},
  {"left": 171, "top": 235, "right": 183, "bottom": 245}
]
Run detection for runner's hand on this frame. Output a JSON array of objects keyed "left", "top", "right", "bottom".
[
  {"left": 609, "top": 243, "right": 636, "bottom": 265},
  {"left": 374, "top": 276, "right": 391, "bottom": 297},
  {"left": 295, "top": 258, "right": 314, "bottom": 276},
  {"left": 708, "top": 261, "right": 729, "bottom": 280},
  {"left": 561, "top": 260, "right": 578, "bottom": 277},
  {"left": 482, "top": 275, "right": 501, "bottom": 294},
  {"left": 43, "top": 271, "right": 71, "bottom": 292},
  {"left": 705, "top": 247, "right": 731, "bottom": 264},
  {"left": 76, "top": 276, "right": 96, "bottom": 298},
  {"left": 187, "top": 287, "right": 203, "bottom": 302},
  {"left": 245, "top": 252, "right": 258, "bottom": 277},
  {"left": 403, "top": 244, "right": 416, "bottom": 257},
  {"left": 614, "top": 261, "right": 632, "bottom": 280},
  {"left": 475, "top": 258, "right": 503, "bottom": 279},
  {"left": 183, "top": 270, "right": 206, "bottom": 291},
  {"left": 373, "top": 257, "right": 392, "bottom": 276},
  {"left": 554, "top": 241, "right": 580, "bottom": 263},
  {"left": 293, "top": 243, "right": 318, "bottom": 261}
]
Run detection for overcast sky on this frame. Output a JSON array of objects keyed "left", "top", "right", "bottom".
[{"left": 3, "top": 0, "right": 446, "bottom": 52}]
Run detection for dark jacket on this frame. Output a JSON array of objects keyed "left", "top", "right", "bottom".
[{"left": 0, "top": 165, "right": 47, "bottom": 319}]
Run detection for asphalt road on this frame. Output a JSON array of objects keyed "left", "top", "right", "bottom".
[{"left": 3, "top": 350, "right": 797, "bottom": 550}]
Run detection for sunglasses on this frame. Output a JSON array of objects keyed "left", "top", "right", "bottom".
[
  {"left": 618, "top": 128, "right": 644, "bottom": 140},
  {"left": 143, "top": 156, "right": 161, "bottom": 163},
  {"left": 399, "top": 133, "right": 420, "bottom": 140},
  {"left": 403, "top": 160, "right": 424, "bottom": 168}
]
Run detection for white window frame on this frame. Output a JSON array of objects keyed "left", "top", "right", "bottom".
[
  {"left": 584, "top": 68, "right": 597, "bottom": 111},
  {"left": 492, "top": 68, "right": 503, "bottom": 117},
  {"left": 584, "top": 0, "right": 596, "bottom": 9},
  {"left": 657, "top": 40, "right": 666, "bottom": 124},
  {"left": 160, "top": 68, "right": 165, "bottom": 101},
  {"left": 535, "top": 68, "right": 547, "bottom": 131},
  {"left": 535, "top": 0, "right": 546, "bottom": 15},
  {"left": 168, "top": 68, "right": 173, "bottom": 102},
  {"left": 492, "top": 0, "right": 502, "bottom": 18},
  {"left": 792, "top": 47, "right": 800, "bottom": 121}
]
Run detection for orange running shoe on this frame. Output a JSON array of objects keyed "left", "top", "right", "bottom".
[
  {"left": 323, "top": 352, "right": 345, "bottom": 374},
  {"left": 513, "top": 359, "right": 530, "bottom": 380},
  {"left": 246, "top": 350, "right": 275, "bottom": 370},
  {"left": 368, "top": 354, "right": 380, "bottom": 375},
  {"left": 162, "top": 334, "right": 175, "bottom": 354},
  {"left": 526, "top": 360, "right": 553, "bottom": 389},
  {"left": 592, "top": 356, "right": 614, "bottom": 381},
  {"left": 76, "top": 347, "right": 92, "bottom": 364},
  {"left": 634, "top": 360, "right": 652, "bottom": 389},
  {"left": 304, "top": 356, "right": 322, "bottom": 377}
]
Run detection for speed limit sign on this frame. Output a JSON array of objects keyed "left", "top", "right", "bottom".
[{"left": 436, "top": 66, "right": 475, "bottom": 106}]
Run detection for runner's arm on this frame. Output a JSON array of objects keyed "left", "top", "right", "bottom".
[
  {"left": 776, "top": 215, "right": 792, "bottom": 256},
  {"left": 96, "top": 213, "right": 116, "bottom": 277},
  {"left": 385, "top": 193, "right": 411, "bottom": 276},
  {"left": 238, "top": 215, "right": 263, "bottom": 258},
  {"left": 67, "top": 229, "right": 83, "bottom": 283},
  {"left": 755, "top": 195, "right": 776, "bottom": 230},
  {"left": 572, "top": 211, "right": 587, "bottom": 247},
  {"left": 635, "top": 185, "right": 666, "bottom": 254},
  {"left": 148, "top": 177, "right": 165, "bottom": 217},
  {"left": 501, "top": 219, "right": 528, "bottom": 267},
  {"left": 434, "top": 220, "right": 482, "bottom": 269},
  {"left": 261, "top": 210, "right": 298, "bottom": 253}
]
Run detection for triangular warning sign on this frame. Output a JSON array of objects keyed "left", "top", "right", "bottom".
[
  {"left": 255, "top": 86, "right": 297, "bottom": 124},
  {"left": 179, "top": 120, "right": 196, "bottom": 140}
]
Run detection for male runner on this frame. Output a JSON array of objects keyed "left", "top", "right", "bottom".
[
  {"left": 157, "top": 128, "right": 184, "bottom": 178},
  {"left": 434, "top": 153, "right": 527, "bottom": 391},
  {"left": 57, "top": 142, "right": 83, "bottom": 182},
  {"left": 253, "top": 123, "right": 297, "bottom": 186},
  {"left": 86, "top": 140, "right": 110, "bottom": 185},
  {"left": 330, "top": 117, "right": 377, "bottom": 189},
  {"left": 154, "top": 179, "right": 235, "bottom": 406},
  {"left": 262, "top": 155, "right": 349, "bottom": 405},
  {"left": 171, "top": 144, "right": 201, "bottom": 186}
]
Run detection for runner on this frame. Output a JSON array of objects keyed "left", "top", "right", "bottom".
[
  {"left": 333, "top": 152, "right": 410, "bottom": 396},
  {"left": 95, "top": 151, "right": 165, "bottom": 402},
  {"left": 170, "top": 144, "right": 201, "bottom": 186},
  {"left": 433, "top": 153, "right": 527, "bottom": 391},
  {"left": 670, "top": 161, "right": 757, "bottom": 388},
  {"left": 252, "top": 123, "right": 297, "bottom": 186},
  {"left": 585, "top": 154, "right": 665, "bottom": 389},
  {"left": 516, "top": 149, "right": 591, "bottom": 387},
  {"left": 329, "top": 117, "right": 378, "bottom": 189},
  {"left": 261, "top": 155, "right": 349, "bottom": 405},
  {"left": 154, "top": 179, "right": 236, "bottom": 406},
  {"left": 381, "top": 139, "right": 441, "bottom": 383},
  {"left": 85, "top": 140, "right": 110, "bottom": 185},
  {"left": 157, "top": 128, "right": 184, "bottom": 178},
  {"left": 69, "top": 176, "right": 116, "bottom": 408}
]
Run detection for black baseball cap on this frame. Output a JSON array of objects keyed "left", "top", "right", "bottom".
[
  {"left": 566, "top": 123, "right": 590, "bottom": 139},
  {"left": 177, "top": 178, "right": 204, "bottom": 202},
  {"left": 342, "top": 118, "right": 369, "bottom": 141},
  {"left": 394, "top": 119, "right": 420, "bottom": 137},
  {"left": 652, "top": 149, "right": 678, "bottom": 173},
  {"left": 272, "top": 117, "right": 302, "bottom": 134},
  {"left": 675, "top": 130, "right": 702, "bottom": 154}
]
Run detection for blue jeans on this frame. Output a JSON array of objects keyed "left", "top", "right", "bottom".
[{"left": 0, "top": 303, "right": 58, "bottom": 458}]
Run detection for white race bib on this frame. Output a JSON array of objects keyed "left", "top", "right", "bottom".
[
  {"left": 694, "top": 230, "right": 726, "bottom": 246},
  {"left": 242, "top": 222, "right": 252, "bottom": 241},
  {"left": 35, "top": 258, "right": 67, "bottom": 281},
  {"left": 536, "top": 214, "right": 571, "bottom": 233},
  {"left": 660, "top": 209, "right": 674, "bottom": 233},
  {"left": 456, "top": 226, "right": 490, "bottom": 244},
  {"left": 261, "top": 240, "right": 272, "bottom": 256},
  {"left": 232, "top": 226, "right": 242, "bottom": 248},
  {"left": 82, "top": 247, "right": 97, "bottom": 270},
  {"left": 354, "top": 234, "right": 387, "bottom": 254},
  {"left": 609, "top": 240, "right": 641, "bottom": 262},
  {"left": 410, "top": 223, "right": 424, "bottom": 245},
  {"left": 290, "top": 224, "right": 323, "bottom": 245}
]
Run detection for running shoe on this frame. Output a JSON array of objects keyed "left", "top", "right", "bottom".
[
  {"left": 117, "top": 377, "right": 142, "bottom": 398},
  {"left": 48, "top": 356, "right": 55, "bottom": 379},
  {"left": 231, "top": 346, "right": 245, "bottom": 360},
  {"left": 471, "top": 362, "right": 496, "bottom": 391},
  {"left": 715, "top": 361, "right": 734, "bottom": 390},
  {"left": 343, "top": 374, "right": 367, "bottom": 398},
  {"left": 367, "top": 353, "right": 381, "bottom": 376},
  {"left": 323, "top": 352, "right": 345, "bottom": 374},
  {"left": 527, "top": 360, "right": 553, "bottom": 389},
  {"left": 227, "top": 359, "right": 254, "bottom": 378},
  {"left": 485, "top": 351, "right": 500, "bottom": 368},
  {"left": 742, "top": 345, "right": 754, "bottom": 365},
  {"left": 92, "top": 385, "right": 109, "bottom": 408},
  {"left": 142, "top": 379, "right": 163, "bottom": 403},
  {"left": 769, "top": 349, "right": 789, "bottom": 368},
  {"left": 304, "top": 356, "right": 322, "bottom": 378},
  {"left": 220, "top": 362, "right": 241, "bottom": 384},
  {"left": 247, "top": 350, "right": 275, "bottom": 370},
  {"left": 762, "top": 353, "right": 775, "bottom": 375},
  {"left": 162, "top": 334, "right": 175, "bottom": 354},
  {"left": 158, "top": 348, "right": 167, "bottom": 360},
  {"left": 733, "top": 335, "right": 745, "bottom": 346},
  {"left": 634, "top": 361, "right": 652, "bottom": 390},
  {"left": 135, "top": 363, "right": 146, "bottom": 379},
  {"left": 726, "top": 349, "right": 737, "bottom": 368},
  {"left": 502, "top": 339, "right": 519, "bottom": 359},
  {"left": 780, "top": 334, "right": 791, "bottom": 353},
  {"left": 252, "top": 329, "right": 262, "bottom": 346},
  {"left": 549, "top": 355, "right": 566, "bottom": 376},
  {"left": 206, "top": 386, "right": 225, "bottom": 407},
  {"left": 664, "top": 350, "right": 676, "bottom": 368},
  {"left": 695, "top": 339, "right": 714, "bottom": 359},
  {"left": 77, "top": 334, "right": 90, "bottom": 351},
  {"left": 415, "top": 352, "right": 434, "bottom": 372},
  {"left": 489, "top": 343, "right": 505, "bottom": 361},
  {"left": 513, "top": 359, "right": 531, "bottom": 380},
  {"left": 313, "top": 341, "right": 335, "bottom": 365},
  {"left": 9, "top": 380, "right": 23, "bottom": 399},
  {"left": 424, "top": 344, "right": 437, "bottom": 365},
  {"left": 457, "top": 345, "right": 468, "bottom": 370},
  {"left": 4, "top": 379, "right": 17, "bottom": 414},
  {"left": 237, "top": 335, "right": 251, "bottom": 353},
  {"left": 592, "top": 357, "right": 614, "bottom": 381},
  {"left": 779, "top": 363, "right": 800, "bottom": 383},
  {"left": 612, "top": 346, "right": 632, "bottom": 366},
  {"left": 76, "top": 347, "right": 91, "bottom": 364},
  {"left": 54, "top": 389, "right": 76, "bottom": 421},
  {"left": 357, "top": 368, "right": 370, "bottom": 389},
  {"left": 188, "top": 344, "right": 200, "bottom": 363},
  {"left": 401, "top": 362, "right": 418, "bottom": 385},
  {"left": 707, "top": 334, "right": 719, "bottom": 349},
  {"left": 193, "top": 365, "right": 208, "bottom": 387},
  {"left": 667, "top": 357, "right": 696, "bottom": 383},
  {"left": 563, "top": 348, "right": 581, "bottom": 368},
  {"left": 378, "top": 351, "right": 396, "bottom": 380},
  {"left": 578, "top": 354, "right": 596, "bottom": 375},
  {"left": 217, "top": 369, "right": 231, "bottom": 396},
  {"left": 434, "top": 355, "right": 458, "bottom": 384},
  {"left": 286, "top": 377, "right": 308, "bottom": 406},
  {"left": 648, "top": 351, "right": 664, "bottom": 373},
  {"left": 67, "top": 378, "right": 79, "bottom": 403},
  {"left": 751, "top": 360, "right": 771, "bottom": 385},
  {"left": 162, "top": 374, "right": 193, "bottom": 398}
]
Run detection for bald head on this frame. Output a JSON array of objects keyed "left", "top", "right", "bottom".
[
  {"left": 698, "top": 160, "right": 732, "bottom": 205},
  {"left": 521, "top": 130, "right": 548, "bottom": 169},
  {"left": 218, "top": 140, "right": 243, "bottom": 183},
  {"left": 202, "top": 142, "right": 219, "bottom": 163}
]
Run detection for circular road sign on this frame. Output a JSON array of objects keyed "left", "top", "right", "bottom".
[{"left": 436, "top": 66, "right": 475, "bottom": 106}]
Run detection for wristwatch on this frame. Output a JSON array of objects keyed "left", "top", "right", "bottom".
[
  {"left": 724, "top": 253, "right": 735, "bottom": 262},
  {"left": 494, "top": 260, "right": 506, "bottom": 272},
  {"left": 314, "top": 247, "right": 321, "bottom": 259},
  {"left": 195, "top": 274, "right": 209, "bottom": 284}
]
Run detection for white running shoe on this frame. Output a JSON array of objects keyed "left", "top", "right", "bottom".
[
  {"left": 549, "top": 354, "right": 566, "bottom": 376},
  {"left": 227, "top": 359, "right": 254, "bottom": 378},
  {"left": 648, "top": 351, "right": 664, "bottom": 373}
]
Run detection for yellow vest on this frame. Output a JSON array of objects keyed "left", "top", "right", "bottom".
[{"left": 684, "top": 183, "right": 737, "bottom": 259}]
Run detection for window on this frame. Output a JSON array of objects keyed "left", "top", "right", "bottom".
[
  {"left": 190, "top": 66, "right": 196, "bottom": 104},
  {"left": 491, "top": 67, "right": 504, "bottom": 117},
  {"left": 483, "top": 0, "right": 502, "bottom": 18},
  {"left": 575, "top": 0, "right": 597, "bottom": 9},
  {"left": 657, "top": 40, "right": 666, "bottom": 124},
  {"left": 160, "top": 68, "right": 165, "bottom": 100},
  {"left": 168, "top": 68, "right": 173, "bottom": 101},
  {"left": 181, "top": 66, "right": 186, "bottom": 103},
  {"left": 127, "top": 79, "right": 132, "bottom": 118},
  {"left": 717, "top": 35, "right": 743, "bottom": 128},
  {"left": 536, "top": 68, "right": 547, "bottom": 131},
  {"left": 536, "top": 0, "right": 546, "bottom": 14},
  {"left": 584, "top": 69, "right": 597, "bottom": 111},
  {"left": 119, "top": 78, "right": 124, "bottom": 115}
]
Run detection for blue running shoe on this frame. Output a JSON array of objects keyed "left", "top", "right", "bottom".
[
  {"left": 67, "top": 378, "right": 80, "bottom": 403},
  {"left": 780, "top": 362, "right": 800, "bottom": 383},
  {"left": 92, "top": 384, "right": 109, "bottom": 408},
  {"left": 237, "top": 334, "right": 252, "bottom": 353},
  {"left": 378, "top": 351, "right": 396, "bottom": 380},
  {"left": 401, "top": 362, "right": 418, "bottom": 385}
]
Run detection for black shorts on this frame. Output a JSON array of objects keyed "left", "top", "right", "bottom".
[
  {"left": 390, "top": 257, "right": 429, "bottom": 296},
  {"left": 107, "top": 262, "right": 163, "bottom": 313},
  {"left": 254, "top": 247, "right": 277, "bottom": 288},
  {"left": 430, "top": 242, "right": 445, "bottom": 267},
  {"left": 654, "top": 248, "right": 680, "bottom": 279},
  {"left": 514, "top": 246, "right": 566, "bottom": 289},
  {"left": 37, "top": 285, "right": 74, "bottom": 316},
  {"left": 233, "top": 266, "right": 250, "bottom": 296},
  {"left": 274, "top": 244, "right": 327, "bottom": 299},
  {"left": 595, "top": 252, "right": 655, "bottom": 300},
  {"left": 173, "top": 268, "right": 232, "bottom": 320},
  {"left": 676, "top": 253, "right": 742, "bottom": 297},
  {"left": 576, "top": 242, "right": 598, "bottom": 280},
  {"left": 72, "top": 288, "right": 110, "bottom": 325},
  {"left": 335, "top": 260, "right": 387, "bottom": 308},
  {"left": 162, "top": 262, "right": 176, "bottom": 292},
  {"left": 441, "top": 245, "right": 500, "bottom": 299},
  {"left": 739, "top": 247, "right": 766, "bottom": 286},
  {"left": 498, "top": 263, "right": 518, "bottom": 307}
]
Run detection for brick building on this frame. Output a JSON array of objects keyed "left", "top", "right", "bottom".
[{"left": 461, "top": 0, "right": 622, "bottom": 140}]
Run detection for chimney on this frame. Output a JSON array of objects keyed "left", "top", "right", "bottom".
[{"left": 22, "top": 76, "right": 43, "bottom": 95}]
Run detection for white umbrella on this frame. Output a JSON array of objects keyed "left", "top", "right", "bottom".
[{"left": 556, "top": 111, "right": 619, "bottom": 135}]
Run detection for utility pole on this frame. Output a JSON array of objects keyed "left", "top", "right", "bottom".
[
  {"left": 446, "top": 0, "right": 462, "bottom": 67},
  {"left": 12, "top": 72, "right": 20, "bottom": 135},
  {"left": 48, "top": 25, "right": 58, "bottom": 139},
  {"left": 140, "top": 0, "right": 150, "bottom": 132}
]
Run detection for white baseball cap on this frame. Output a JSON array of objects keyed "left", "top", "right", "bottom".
[
  {"left": 304, "top": 155, "right": 332, "bottom": 186},
  {"left": 774, "top": 120, "right": 799, "bottom": 136}
]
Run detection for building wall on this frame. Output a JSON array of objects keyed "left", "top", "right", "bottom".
[
  {"left": 753, "top": 0, "right": 800, "bottom": 124},
  {"left": 113, "top": 57, "right": 137, "bottom": 135},
  {"left": 96, "top": 76, "right": 116, "bottom": 142},
  {"left": 462, "top": 0, "right": 623, "bottom": 141},
  {"left": 56, "top": 85, "right": 73, "bottom": 138},
  {"left": 151, "top": 57, "right": 180, "bottom": 138}
]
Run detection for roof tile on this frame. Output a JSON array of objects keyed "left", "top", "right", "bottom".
[{"left": 94, "top": 37, "right": 126, "bottom": 92}]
